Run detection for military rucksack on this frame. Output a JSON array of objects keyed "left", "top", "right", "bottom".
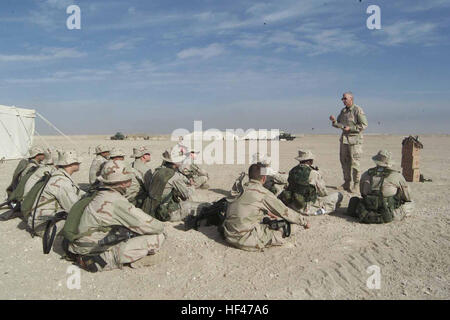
[
  {"left": 142, "top": 166, "right": 177, "bottom": 221},
  {"left": 353, "top": 167, "right": 403, "bottom": 224},
  {"left": 21, "top": 171, "right": 53, "bottom": 230},
  {"left": 7, "top": 165, "right": 40, "bottom": 206},
  {"left": 279, "top": 164, "right": 317, "bottom": 209},
  {"left": 6, "top": 159, "right": 29, "bottom": 198}
]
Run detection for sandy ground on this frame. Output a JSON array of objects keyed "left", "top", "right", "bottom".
[{"left": 0, "top": 134, "right": 449, "bottom": 300}]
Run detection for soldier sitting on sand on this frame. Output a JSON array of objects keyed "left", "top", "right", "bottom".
[
  {"left": 279, "top": 150, "right": 343, "bottom": 216},
  {"left": 65, "top": 160, "right": 166, "bottom": 272},
  {"left": 346, "top": 150, "right": 414, "bottom": 223},
  {"left": 89, "top": 145, "right": 110, "bottom": 185},
  {"left": 180, "top": 149, "right": 210, "bottom": 189},
  {"left": 223, "top": 163, "right": 310, "bottom": 252}
]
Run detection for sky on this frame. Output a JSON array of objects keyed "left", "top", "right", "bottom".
[{"left": 0, "top": 0, "right": 449, "bottom": 135}]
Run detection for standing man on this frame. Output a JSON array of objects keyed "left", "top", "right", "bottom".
[
  {"left": 89, "top": 145, "right": 110, "bottom": 185},
  {"left": 330, "top": 92, "right": 368, "bottom": 193}
]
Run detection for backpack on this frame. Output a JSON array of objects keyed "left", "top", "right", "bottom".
[
  {"left": 354, "top": 167, "right": 403, "bottom": 224},
  {"left": 279, "top": 165, "right": 317, "bottom": 209},
  {"left": 6, "top": 159, "right": 29, "bottom": 198},
  {"left": 21, "top": 172, "right": 53, "bottom": 229},
  {"left": 142, "top": 166, "right": 176, "bottom": 221},
  {"left": 7, "top": 165, "right": 40, "bottom": 206}
]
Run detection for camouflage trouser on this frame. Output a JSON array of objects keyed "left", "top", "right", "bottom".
[
  {"left": 99, "top": 233, "right": 166, "bottom": 271},
  {"left": 192, "top": 175, "right": 208, "bottom": 188},
  {"left": 225, "top": 224, "right": 286, "bottom": 252},
  {"left": 292, "top": 192, "right": 343, "bottom": 216},
  {"left": 167, "top": 201, "right": 210, "bottom": 222},
  {"left": 340, "top": 143, "right": 362, "bottom": 184},
  {"left": 393, "top": 201, "right": 415, "bottom": 221}
]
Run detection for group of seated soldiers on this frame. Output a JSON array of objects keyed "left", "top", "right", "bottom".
[{"left": 2, "top": 143, "right": 413, "bottom": 272}]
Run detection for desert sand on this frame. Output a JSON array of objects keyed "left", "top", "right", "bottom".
[{"left": 0, "top": 134, "right": 449, "bottom": 299}]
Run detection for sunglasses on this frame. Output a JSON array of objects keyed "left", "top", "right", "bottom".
[{"left": 341, "top": 98, "right": 347, "bottom": 101}]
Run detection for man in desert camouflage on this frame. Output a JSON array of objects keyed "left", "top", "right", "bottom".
[
  {"left": 280, "top": 150, "right": 343, "bottom": 216},
  {"left": 180, "top": 149, "right": 210, "bottom": 189},
  {"left": 125, "top": 146, "right": 153, "bottom": 207},
  {"left": 330, "top": 92, "right": 368, "bottom": 193},
  {"left": 348, "top": 150, "right": 414, "bottom": 223},
  {"left": 68, "top": 160, "right": 166, "bottom": 272},
  {"left": 26, "top": 150, "right": 84, "bottom": 237},
  {"left": 223, "top": 163, "right": 310, "bottom": 252},
  {"left": 6, "top": 146, "right": 45, "bottom": 198},
  {"left": 230, "top": 153, "right": 287, "bottom": 197},
  {"left": 143, "top": 150, "right": 209, "bottom": 222},
  {"left": 23, "top": 147, "right": 59, "bottom": 195},
  {"left": 89, "top": 145, "right": 110, "bottom": 185}
]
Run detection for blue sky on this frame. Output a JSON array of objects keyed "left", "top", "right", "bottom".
[{"left": 0, "top": 0, "right": 449, "bottom": 134}]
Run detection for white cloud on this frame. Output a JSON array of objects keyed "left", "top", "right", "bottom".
[
  {"left": 381, "top": 21, "right": 440, "bottom": 46},
  {"left": 107, "top": 37, "right": 145, "bottom": 51},
  {"left": 0, "top": 48, "right": 85, "bottom": 62},
  {"left": 177, "top": 43, "right": 225, "bottom": 59}
]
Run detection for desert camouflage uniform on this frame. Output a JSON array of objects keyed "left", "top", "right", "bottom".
[
  {"left": 126, "top": 159, "right": 152, "bottom": 204},
  {"left": 180, "top": 161, "right": 209, "bottom": 188},
  {"left": 160, "top": 169, "right": 207, "bottom": 221},
  {"left": 223, "top": 179, "right": 308, "bottom": 251},
  {"left": 288, "top": 165, "right": 343, "bottom": 216},
  {"left": 332, "top": 104, "right": 368, "bottom": 187},
  {"left": 69, "top": 187, "right": 166, "bottom": 271},
  {"left": 230, "top": 171, "right": 288, "bottom": 198},
  {"left": 89, "top": 155, "right": 108, "bottom": 185},
  {"left": 27, "top": 168, "right": 84, "bottom": 236},
  {"left": 360, "top": 168, "right": 414, "bottom": 221}
]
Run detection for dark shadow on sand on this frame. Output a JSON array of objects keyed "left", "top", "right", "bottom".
[{"left": 209, "top": 188, "right": 231, "bottom": 197}]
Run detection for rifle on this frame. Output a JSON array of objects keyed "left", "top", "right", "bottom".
[
  {"left": 98, "top": 225, "right": 139, "bottom": 246},
  {"left": 0, "top": 201, "right": 9, "bottom": 209},
  {"left": 262, "top": 217, "right": 291, "bottom": 238},
  {"left": 185, "top": 197, "right": 228, "bottom": 231}
]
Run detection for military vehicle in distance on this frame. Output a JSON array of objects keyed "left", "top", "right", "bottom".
[
  {"left": 278, "top": 131, "right": 296, "bottom": 141},
  {"left": 110, "top": 132, "right": 125, "bottom": 140}
]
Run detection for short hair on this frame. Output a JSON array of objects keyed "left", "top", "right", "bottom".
[
  {"left": 248, "top": 163, "right": 265, "bottom": 180},
  {"left": 343, "top": 91, "right": 353, "bottom": 98}
]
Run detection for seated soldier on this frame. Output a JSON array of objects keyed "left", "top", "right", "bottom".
[
  {"left": 67, "top": 160, "right": 166, "bottom": 272},
  {"left": 279, "top": 150, "right": 343, "bottom": 216},
  {"left": 125, "top": 146, "right": 152, "bottom": 207},
  {"left": 24, "top": 147, "right": 59, "bottom": 195},
  {"left": 25, "top": 150, "right": 84, "bottom": 237},
  {"left": 223, "top": 163, "right": 310, "bottom": 251},
  {"left": 142, "top": 150, "right": 209, "bottom": 222},
  {"left": 347, "top": 150, "right": 414, "bottom": 223},
  {"left": 230, "top": 152, "right": 288, "bottom": 198},
  {"left": 6, "top": 146, "right": 45, "bottom": 200},
  {"left": 180, "top": 149, "right": 210, "bottom": 189},
  {"left": 89, "top": 145, "right": 110, "bottom": 185}
]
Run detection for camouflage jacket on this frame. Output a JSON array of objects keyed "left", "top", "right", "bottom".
[{"left": 89, "top": 155, "right": 107, "bottom": 185}]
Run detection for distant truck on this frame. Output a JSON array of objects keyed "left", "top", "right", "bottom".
[
  {"left": 110, "top": 132, "right": 125, "bottom": 140},
  {"left": 278, "top": 132, "right": 296, "bottom": 141}
]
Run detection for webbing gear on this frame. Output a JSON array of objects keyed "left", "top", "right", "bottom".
[
  {"left": 143, "top": 166, "right": 176, "bottom": 218},
  {"left": 97, "top": 225, "right": 139, "bottom": 246},
  {"left": 184, "top": 197, "right": 228, "bottom": 231},
  {"left": 43, "top": 211, "right": 68, "bottom": 254},
  {"left": 262, "top": 217, "right": 291, "bottom": 238},
  {"left": 356, "top": 167, "right": 403, "bottom": 224},
  {"left": 279, "top": 164, "right": 317, "bottom": 209}
]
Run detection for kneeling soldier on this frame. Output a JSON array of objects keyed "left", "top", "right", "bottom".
[
  {"left": 347, "top": 150, "right": 414, "bottom": 223},
  {"left": 66, "top": 160, "right": 166, "bottom": 272},
  {"left": 25, "top": 150, "right": 84, "bottom": 237},
  {"left": 223, "top": 163, "right": 310, "bottom": 252}
]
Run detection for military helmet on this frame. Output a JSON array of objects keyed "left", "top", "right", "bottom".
[
  {"left": 109, "top": 147, "right": 126, "bottom": 159},
  {"left": 56, "top": 149, "right": 82, "bottom": 166},
  {"left": 97, "top": 160, "right": 133, "bottom": 184},
  {"left": 28, "top": 146, "right": 45, "bottom": 159},
  {"left": 372, "top": 150, "right": 394, "bottom": 168},
  {"left": 95, "top": 145, "right": 110, "bottom": 154},
  {"left": 161, "top": 149, "right": 185, "bottom": 164},
  {"left": 43, "top": 148, "right": 59, "bottom": 165},
  {"left": 131, "top": 146, "right": 151, "bottom": 158},
  {"left": 295, "top": 150, "right": 315, "bottom": 162}
]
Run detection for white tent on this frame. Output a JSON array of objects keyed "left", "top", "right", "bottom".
[{"left": 0, "top": 105, "right": 35, "bottom": 160}]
